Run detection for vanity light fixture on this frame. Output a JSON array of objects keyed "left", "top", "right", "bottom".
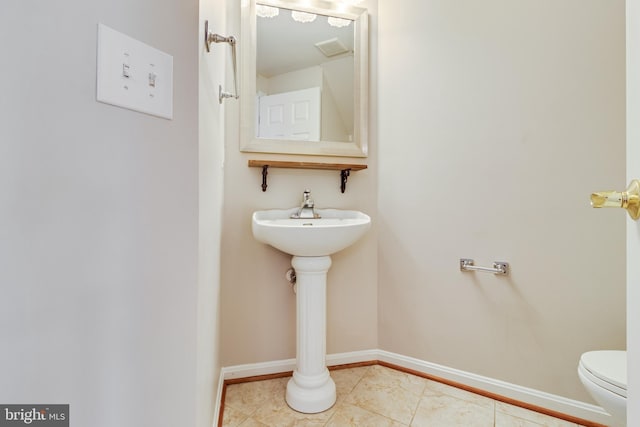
[
  {"left": 256, "top": 4, "right": 279, "bottom": 18},
  {"left": 327, "top": 16, "right": 351, "bottom": 27},
  {"left": 291, "top": 10, "right": 317, "bottom": 23},
  {"left": 255, "top": 1, "right": 357, "bottom": 26}
]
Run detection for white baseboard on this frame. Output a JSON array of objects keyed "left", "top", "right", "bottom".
[
  {"left": 375, "top": 350, "right": 611, "bottom": 425},
  {"left": 218, "top": 349, "right": 612, "bottom": 425},
  {"left": 221, "top": 357, "right": 296, "bottom": 380}
]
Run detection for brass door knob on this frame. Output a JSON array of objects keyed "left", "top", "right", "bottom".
[{"left": 591, "top": 179, "right": 640, "bottom": 220}]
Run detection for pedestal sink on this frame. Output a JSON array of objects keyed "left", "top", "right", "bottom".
[{"left": 252, "top": 207, "right": 371, "bottom": 413}]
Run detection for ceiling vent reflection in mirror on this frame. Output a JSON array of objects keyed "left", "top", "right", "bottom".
[{"left": 315, "top": 38, "right": 349, "bottom": 57}]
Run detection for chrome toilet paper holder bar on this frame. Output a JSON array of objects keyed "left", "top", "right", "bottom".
[{"left": 460, "top": 259, "right": 509, "bottom": 275}]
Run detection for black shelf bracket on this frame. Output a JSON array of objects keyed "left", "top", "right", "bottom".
[
  {"left": 340, "top": 169, "right": 351, "bottom": 193},
  {"left": 260, "top": 165, "right": 269, "bottom": 192}
]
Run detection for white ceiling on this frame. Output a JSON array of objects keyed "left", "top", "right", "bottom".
[{"left": 256, "top": 7, "right": 355, "bottom": 77}]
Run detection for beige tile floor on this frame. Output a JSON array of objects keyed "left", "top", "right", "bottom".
[{"left": 221, "top": 364, "right": 592, "bottom": 427}]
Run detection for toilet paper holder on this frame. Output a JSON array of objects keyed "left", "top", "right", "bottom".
[{"left": 460, "top": 259, "right": 509, "bottom": 275}]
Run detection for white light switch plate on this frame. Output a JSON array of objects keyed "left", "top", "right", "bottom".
[{"left": 96, "top": 24, "right": 173, "bottom": 119}]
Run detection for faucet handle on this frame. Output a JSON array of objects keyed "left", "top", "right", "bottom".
[{"left": 300, "top": 189, "right": 315, "bottom": 209}]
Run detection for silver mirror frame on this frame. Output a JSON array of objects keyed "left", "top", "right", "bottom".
[{"left": 240, "top": 0, "right": 368, "bottom": 157}]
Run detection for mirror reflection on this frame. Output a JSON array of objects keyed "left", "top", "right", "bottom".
[
  {"left": 256, "top": 5, "right": 355, "bottom": 142},
  {"left": 240, "top": 0, "right": 368, "bottom": 157}
]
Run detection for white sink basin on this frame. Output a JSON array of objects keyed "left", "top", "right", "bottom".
[{"left": 252, "top": 208, "right": 371, "bottom": 256}]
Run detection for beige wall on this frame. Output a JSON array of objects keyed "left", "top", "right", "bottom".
[
  {"left": 219, "top": 0, "right": 379, "bottom": 366},
  {"left": 377, "top": 0, "right": 626, "bottom": 402}
]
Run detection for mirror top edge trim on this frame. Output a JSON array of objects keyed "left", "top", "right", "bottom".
[{"left": 256, "top": 0, "right": 367, "bottom": 20}]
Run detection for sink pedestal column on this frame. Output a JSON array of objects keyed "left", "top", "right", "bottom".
[{"left": 286, "top": 255, "right": 336, "bottom": 413}]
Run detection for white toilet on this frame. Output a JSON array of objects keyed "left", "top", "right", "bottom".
[{"left": 578, "top": 350, "right": 627, "bottom": 427}]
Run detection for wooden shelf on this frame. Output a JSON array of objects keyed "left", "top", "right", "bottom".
[
  {"left": 248, "top": 160, "right": 367, "bottom": 171},
  {"left": 248, "top": 160, "right": 368, "bottom": 192}
]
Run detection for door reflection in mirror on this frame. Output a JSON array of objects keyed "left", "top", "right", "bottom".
[{"left": 256, "top": 4, "right": 355, "bottom": 142}]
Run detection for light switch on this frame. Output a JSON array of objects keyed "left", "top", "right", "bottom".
[
  {"left": 96, "top": 24, "right": 173, "bottom": 119},
  {"left": 148, "top": 71, "right": 157, "bottom": 88}
]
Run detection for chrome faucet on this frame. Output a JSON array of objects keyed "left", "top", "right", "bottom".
[{"left": 291, "top": 189, "right": 320, "bottom": 219}]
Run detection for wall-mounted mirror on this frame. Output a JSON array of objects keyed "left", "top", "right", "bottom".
[{"left": 240, "top": 0, "right": 368, "bottom": 157}]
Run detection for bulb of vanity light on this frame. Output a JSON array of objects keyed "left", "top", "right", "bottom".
[
  {"left": 256, "top": 4, "right": 279, "bottom": 18},
  {"left": 291, "top": 10, "right": 317, "bottom": 23}
]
